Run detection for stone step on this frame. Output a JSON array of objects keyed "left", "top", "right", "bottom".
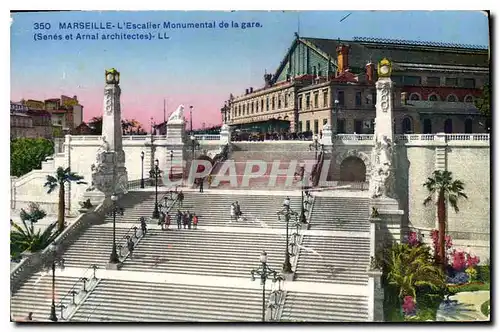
[
  {"left": 120, "top": 230, "right": 286, "bottom": 278},
  {"left": 11, "top": 274, "right": 81, "bottom": 321},
  {"left": 280, "top": 292, "right": 369, "bottom": 322},
  {"left": 294, "top": 235, "right": 370, "bottom": 285},
  {"left": 71, "top": 279, "right": 266, "bottom": 322},
  {"left": 60, "top": 227, "right": 136, "bottom": 269}
]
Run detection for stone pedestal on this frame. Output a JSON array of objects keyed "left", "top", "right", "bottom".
[
  {"left": 220, "top": 124, "right": 230, "bottom": 145},
  {"left": 321, "top": 124, "right": 333, "bottom": 146},
  {"left": 370, "top": 198, "right": 404, "bottom": 243},
  {"left": 367, "top": 268, "right": 384, "bottom": 322}
]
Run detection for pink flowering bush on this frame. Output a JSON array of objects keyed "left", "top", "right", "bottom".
[
  {"left": 407, "top": 231, "right": 422, "bottom": 247},
  {"left": 451, "top": 249, "right": 480, "bottom": 272},
  {"left": 402, "top": 296, "right": 417, "bottom": 316}
]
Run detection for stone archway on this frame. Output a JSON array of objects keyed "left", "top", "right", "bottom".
[
  {"left": 340, "top": 156, "right": 367, "bottom": 182},
  {"left": 336, "top": 150, "right": 371, "bottom": 181}
]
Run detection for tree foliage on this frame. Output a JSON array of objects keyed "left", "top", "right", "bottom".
[
  {"left": 382, "top": 243, "right": 446, "bottom": 300},
  {"left": 87, "top": 116, "right": 146, "bottom": 135},
  {"left": 423, "top": 170, "right": 467, "bottom": 270},
  {"left": 475, "top": 83, "right": 491, "bottom": 132},
  {"left": 10, "top": 204, "right": 59, "bottom": 260},
  {"left": 10, "top": 138, "right": 54, "bottom": 177},
  {"left": 44, "top": 167, "right": 87, "bottom": 232}
]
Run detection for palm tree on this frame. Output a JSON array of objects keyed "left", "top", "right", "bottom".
[
  {"left": 11, "top": 220, "right": 59, "bottom": 260},
  {"left": 423, "top": 170, "right": 468, "bottom": 270},
  {"left": 44, "top": 167, "right": 87, "bottom": 232},
  {"left": 384, "top": 243, "right": 445, "bottom": 300}
]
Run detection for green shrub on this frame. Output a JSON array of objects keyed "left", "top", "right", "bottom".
[
  {"left": 447, "top": 282, "right": 490, "bottom": 294},
  {"left": 477, "top": 265, "right": 490, "bottom": 283},
  {"left": 481, "top": 300, "right": 490, "bottom": 317}
]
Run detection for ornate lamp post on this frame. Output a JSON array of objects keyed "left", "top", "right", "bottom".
[
  {"left": 46, "top": 242, "right": 65, "bottom": 322},
  {"left": 190, "top": 134, "right": 199, "bottom": 160},
  {"left": 251, "top": 251, "right": 278, "bottom": 322},
  {"left": 309, "top": 134, "right": 324, "bottom": 160},
  {"left": 267, "top": 274, "right": 285, "bottom": 321},
  {"left": 108, "top": 194, "right": 124, "bottom": 264},
  {"left": 140, "top": 151, "right": 145, "bottom": 188},
  {"left": 169, "top": 150, "right": 174, "bottom": 181},
  {"left": 152, "top": 159, "right": 160, "bottom": 219},
  {"left": 277, "top": 205, "right": 299, "bottom": 274}
]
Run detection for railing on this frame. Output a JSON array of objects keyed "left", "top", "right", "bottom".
[
  {"left": 334, "top": 133, "right": 490, "bottom": 142},
  {"left": 334, "top": 181, "right": 370, "bottom": 191},
  {"left": 127, "top": 178, "right": 152, "bottom": 190},
  {"left": 194, "top": 134, "right": 221, "bottom": 141},
  {"left": 57, "top": 265, "right": 99, "bottom": 321}
]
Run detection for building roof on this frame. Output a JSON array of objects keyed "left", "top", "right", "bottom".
[
  {"left": 26, "top": 109, "right": 51, "bottom": 117},
  {"left": 301, "top": 37, "right": 489, "bottom": 69}
]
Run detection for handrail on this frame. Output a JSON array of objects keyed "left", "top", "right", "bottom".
[{"left": 57, "top": 265, "right": 93, "bottom": 307}]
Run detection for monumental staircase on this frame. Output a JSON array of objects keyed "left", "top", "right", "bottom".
[
  {"left": 210, "top": 142, "right": 318, "bottom": 190},
  {"left": 11, "top": 187, "right": 374, "bottom": 322}
]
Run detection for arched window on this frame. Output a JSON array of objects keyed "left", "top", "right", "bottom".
[
  {"left": 423, "top": 119, "right": 432, "bottom": 134},
  {"left": 465, "top": 118, "right": 473, "bottom": 133},
  {"left": 464, "top": 95, "right": 474, "bottom": 103},
  {"left": 402, "top": 117, "right": 413, "bottom": 134},
  {"left": 428, "top": 94, "right": 439, "bottom": 101},
  {"left": 447, "top": 94, "right": 457, "bottom": 102},
  {"left": 444, "top": 118, "right": 453, "bottom": 133},
  {"left": 409, "top": 93, "right": 420, "bottom": 101}
]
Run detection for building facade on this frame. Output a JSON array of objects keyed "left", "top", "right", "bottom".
[
  {"left": 223, "top": 36, "right": 489, "bottom": 135},
  {"left": 10, "top": 101, "right": 52, "bottom": 140}
]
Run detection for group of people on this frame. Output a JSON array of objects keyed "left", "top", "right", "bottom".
[
  {"left": 175, "top": 210, "right": 199, "bottom": 229},
  {"left": 230, "top": 201, "right": 243, "bottom": 222}
]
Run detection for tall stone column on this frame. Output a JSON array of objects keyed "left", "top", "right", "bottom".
[
  {"left": 165, "top": 105, "right": 186, "bottom": 185},
  {"left": 90, "top": 68, "right": 129, "bottom": 201}
]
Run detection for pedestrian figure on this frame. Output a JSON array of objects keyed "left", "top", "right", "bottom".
[
  {"left": 127, "top": 237, "right": 135, "bottom": 259},
  {"left": 140, "top": 217, "right": 147, "bottom": 236},
  {"left": 176, "top": 210, "right": 182, "bottom": 229},
  {"left": 188, "top": 211, "right": 193, "bottom": 229},
  {"left": 235, "top": 201, "right": 242, "bottom": 218},
  {"left": 193, "top": 213, "right": 198, "bottom": 229},
  {"left": 183, "top": 212, "right": 188, "bottom": 229},
  {"left": 230, "top": 203, "right": 236, "bottom": 223},
  {"left": 26, "top": 312, "right": 33, "bottom": 321},
  {"left": 207, "top": 174, "right": 213, "bottom": 188},
  {"left": 283, "top": 196, "right": 290, "bottom": 209},
  {"left": 178, "top": 190, "right": 184, "bottom": 208},
  {"left": 159, "top": 212, "right": 166, "bottom": 230},
  {"left": 199, "top": 177, "right": 204, "bottom": 193},
  {"left": 165, "top": 213, "right": 171, "bottom": 230}
]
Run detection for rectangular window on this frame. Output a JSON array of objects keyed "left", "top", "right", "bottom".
[
  {"left": 445, "top": 77, "right": 458, "bottom": 87},
  {"left": 272, "top": 97, "right": 275, "bottom": 110},
  {"left": 354, "top": 120, "right": 363, "bottom": 133},
  {"left": 261, "top": 99, "right": 264, "bottom": 111},
  {"left": 298, "top": 121, "right": 303, "bottom": 132},
  {"left": 355, "top": 91, "right": 362, "bottom": 106},
  {"left": 298, "top": 96, "right": 302, "bottom": 110},
  {"left": 284, "top": 94, "right": 288, "bottom": 108},
  {"left": 463, "top": 78, "right": 476, "bottom": 89},
  {"left": 314, "top": 93, "right": 319, "bottom": 108},
  {"left": 337, "top": 119, "right": 346, "bottom": 134},
  {"left": 372, "top": 91, "right": 377, "bottom": 105},
  {"left": 337, "top": 91, "right": 345, "bottom": 106},
  {"left": 404, "top": 76, "right": 422, "bottom": 86},
  {"left": 314, "top": 119, "right": 319, "bottom": 134},
  {"left": 306, "top": 94, "right": 311, "bottom": 109},
  {"left": 391, "top": 76, "right": 403, "bottom": 85},
  {"left": 427, "top": 76, "right": 441, "bottom": 86},
  {"left": 306, "top": 120, "right": 311, "bottom": 132},
  {"left": 323, "top": 90, "right": 328, "bottom": 107},
  {"left": 266, "top": 98, "right": 269, "bottom": 111},
  {"left": 278, "top": 96, "right": 282, "bottom": 109}
]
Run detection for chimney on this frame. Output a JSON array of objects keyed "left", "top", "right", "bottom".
[
  {"left": 336, "top": 43, "right": 350, "bottom": 74},
  {"left": 245, "top": 89, "right": 249, "bottom": 95},
  {"left": 365, "top": 63, "right": 376, "bottom": 84},
  {"left": 250, "top": 87, "right": 253, "bottom": 93},
  {"left": 401, "top": 92, "right": 408, "bottom": 105}
]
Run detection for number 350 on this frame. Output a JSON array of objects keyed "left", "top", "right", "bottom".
[{"left": 33, "top": 22, "right": 51, "bottom": 30}]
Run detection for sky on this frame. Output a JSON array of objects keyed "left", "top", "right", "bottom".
[{"left": 10, "top": 10, "right": 489, "bottom": 130}]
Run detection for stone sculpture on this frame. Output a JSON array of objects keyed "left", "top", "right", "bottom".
[{"left": 168, "top": 105, "right": 185, "bottom": 122}]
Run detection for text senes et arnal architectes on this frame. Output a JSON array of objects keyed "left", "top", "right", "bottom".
[{"left": 58, "top": 21, "right": 218, "bottom": 30}]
